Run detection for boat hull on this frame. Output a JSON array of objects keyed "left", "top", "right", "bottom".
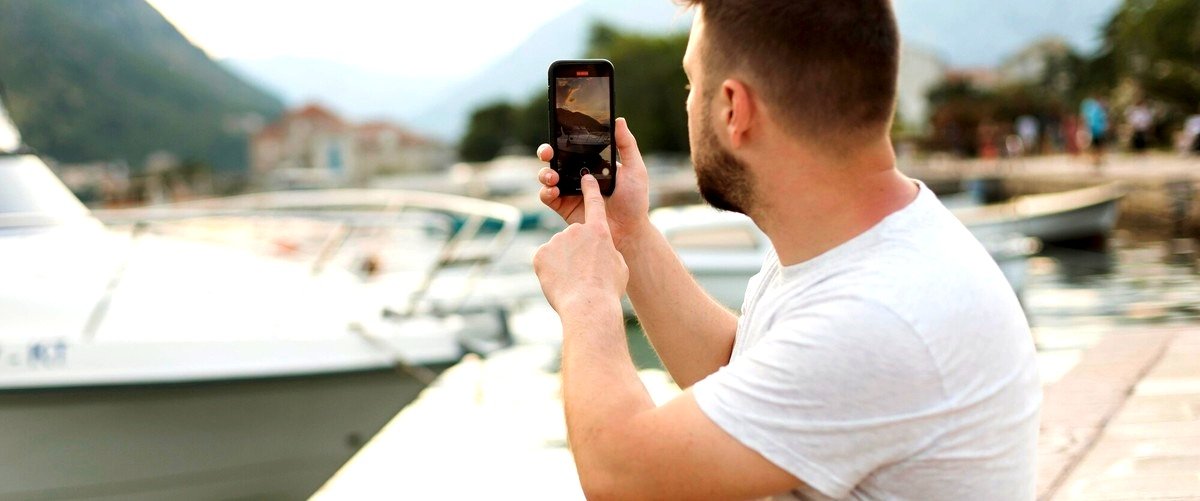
[
  {"left": 974, "top": 198, "right": 1118, "bottom": 243},
  {"left": 956, "top": 184, "right": 1124, "bottom": 244},
  {"left": 0, "top": 368, "right": 436, "bottom": 500}
]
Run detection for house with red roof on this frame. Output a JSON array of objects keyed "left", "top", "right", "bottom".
[{"left": 251, "top": 103, "right": 450, "bottom": 188}]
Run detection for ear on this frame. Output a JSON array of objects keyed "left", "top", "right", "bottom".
[{"left": 721, "top": 79, "right": 755, "bottom": 149}]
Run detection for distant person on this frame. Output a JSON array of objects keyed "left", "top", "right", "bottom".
[
  {"left": 1126, "top": 100, "right": 1153, "bottom": 153},
  {"left": 1016, "top": 115, "right": 1039, "bottom": 155},
  {"left": 1044, "top": 115, "right": 1064, "bottom": 153},
  {"left": 1063, "top": 114, "right": 1081, "bottom": 155},
  {"left": 1082, "top": 96, "right": 1109, "bottom": 167},
  {"left": 531, "top": 1, "right": 1039, "bottom": 499},
  {"left": 1186, "top": 106, "right": 1200, "bottom": 155},
  {"left": 978, "top": 119, "right": 1001, "bottom": 159}
]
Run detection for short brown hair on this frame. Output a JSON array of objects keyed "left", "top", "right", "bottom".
[{"left": 684, "top": 0, "right": 900, "bottom": 147}]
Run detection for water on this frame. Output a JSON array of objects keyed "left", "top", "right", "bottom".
[{"left": 622, "top": 238, "right": 1200, "bottom": 380}]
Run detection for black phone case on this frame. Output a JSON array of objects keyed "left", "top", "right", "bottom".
[{"left": 547, "top": 59, "right": 617, "bottom": 197}]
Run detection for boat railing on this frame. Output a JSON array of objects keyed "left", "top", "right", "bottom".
[{"left": 92, "top": 189, "right": 524, "bottom": 318}]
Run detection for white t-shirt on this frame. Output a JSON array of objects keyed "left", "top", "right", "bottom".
[
  {"left": 692, "top": 182, "right": 1041, "bottom": 500},
  {"left": 1126, "top": 106, "right": 1152, "bottom": 132}
]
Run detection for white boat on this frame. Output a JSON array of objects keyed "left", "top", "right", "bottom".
[
  {"left": 952, "top": 183, "right": 1124, "bottom": 244},
  {"left": 639, "top": 201, "right": 1043, "bottom": 314},
  {"left": 555, "top": 126, "right": 610, "bottom": 155},
  {"left": 639, "top": 206, "right": 772, "bottom": 313},
  {"left": 0, "top": 114, "right": 524, "bottom": 498}
]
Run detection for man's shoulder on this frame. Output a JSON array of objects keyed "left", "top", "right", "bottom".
[
  {"left": 772, "top": 203, "right": 1031, "bottom": 365},
  {"left": 803, "top": 215, "right": 1010, "bottom": 309}
]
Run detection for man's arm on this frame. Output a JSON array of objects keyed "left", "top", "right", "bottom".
[
  {"left": 560, "top": 297, "right": 798, "bottom": 500},
  {"left": 535, "top": 177, "right": 799, "bottom": 499},
  {"left": 620, "top": 223, "right": 738, "bottom": 388},
  {"left": 536, "top": 118, "right": 737, "bottom": 387}
]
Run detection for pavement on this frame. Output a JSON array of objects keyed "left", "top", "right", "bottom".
[
  {"left": 1042, "top": 327, "right": 1200, "bottom": 500},
  {"left": 905, "top": 153, "right": 1200, "bottom": 183},
  {"left": 311, "top": 345, "right": 683, "bottom": 500},
  {"left": 314, "top": 326, "right": 1200, "bottom": 500}
]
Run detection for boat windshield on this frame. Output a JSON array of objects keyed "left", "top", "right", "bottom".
[
  {"left": 0, "top": 96, "right": 19, "bottom": 154},
  {"left": 0, "top": 156, "right": 90, "bottom": 221}
]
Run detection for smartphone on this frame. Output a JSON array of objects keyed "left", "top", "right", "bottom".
[{"left": 547, "top": 59, "right": 616, "bottom": 196}]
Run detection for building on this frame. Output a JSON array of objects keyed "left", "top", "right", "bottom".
[
  {"left": 942, "top": 67, "right": 1004, "bottom": 90},
  {"left": 896, "top": 43, "right": 949, "bottom": 132},
  {"left": 250, "top": 104, "right": 451, "bottom": 189},
  {"left": 998, "top": 37, "right": 1073, "bottom": 85}
]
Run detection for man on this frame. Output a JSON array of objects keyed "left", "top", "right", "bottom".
[
  {"left": 1126, "top": 99, "right": 1152, "bottom": 154},
  {"left": 1081, "top": 96, "right": 1109, "bottom": 167},
  {"left": 1185, "top": 105, "right": 1200, "bottom": 155},
  {"left": 532, "top": 1, "right": 1040, "bottom": 499}
]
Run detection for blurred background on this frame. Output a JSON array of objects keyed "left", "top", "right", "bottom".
[{"left": 0, "top": 0, "right": 1198, "bottom": 499}]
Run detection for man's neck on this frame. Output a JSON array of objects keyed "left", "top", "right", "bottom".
[{"left": 751, "top": 140, "right": 917, "bottom": 267}]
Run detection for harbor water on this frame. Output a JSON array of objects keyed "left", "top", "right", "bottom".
[{"left": 622, "top": 236, "right": 1200, "bottom": 380}]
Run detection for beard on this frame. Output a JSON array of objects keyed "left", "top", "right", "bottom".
[{"left": 692, "top": 104, "right": 755, "bottom": 215}]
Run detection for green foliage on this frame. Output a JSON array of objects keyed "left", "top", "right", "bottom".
[
  {"left": 460, "top": 102, "right": 519, "bottom": 161},
  {"left": 0, "top": 0, "right": 283, "bottom": 171},
  {"left": 587, "top": 24, "right": 691, "bottom": 154},
  {"left": 925, "top": 0, "right": 1200, "bottom": 156},
  {"left": 514, "top": 94, "right": 550, "bottom": 150},
  {"left": 925, "top": 81, "right": 994, "bottom": 156},
  {"left": 460, "top": 23, "right": 690, "bottom": 162},
  {"left": 926, "top": 79, "right": 1068, "bottom": 155},
  {"left": 1097, "top": 0, "right": 1200, "bottom": 108}
]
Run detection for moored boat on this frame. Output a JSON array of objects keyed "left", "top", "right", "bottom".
[
  {"left": 0, "top": 101, "right": 523, "bottom": 499},
  {"left": 639, "top": 192, "right": 1055, "bottom": 314},
  {"left": 952, "top": 182, "right": 1124, "bottom": 244}
]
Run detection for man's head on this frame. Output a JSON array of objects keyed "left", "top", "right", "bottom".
[{"left": 681, "top": 0, "right": 901, "bottom": 215}]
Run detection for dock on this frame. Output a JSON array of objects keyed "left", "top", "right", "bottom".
[
  {"left": 313, "top": 324, "right": 1200, "bottom": 500},
  {"left": 311, "top": 344, "right": 679, "bottom": 500},
  {"left": 1041, "top": 327, "right": 1200, "bottom": 499}
]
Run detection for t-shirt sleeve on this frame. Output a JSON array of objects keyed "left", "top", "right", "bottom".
[{"left": 691, "top": 297, "right": 948, "bottom": 499}]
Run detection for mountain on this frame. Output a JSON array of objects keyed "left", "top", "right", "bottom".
[
  {"left": 556, "top": 108, "right": 606, "bottom": 132},
  {"left": 214, "top": 0, "right": 1123, "bottom": 143},
  {"left": 221, "top": 56, "right": 455, "bottom": 121},
  {"left": 220, "top": 1, "right": 690, "bottom": 143},
  {"left": 408, "top": 0, "right": 692, "bottom": 140},
  {"left": 0, "top": 0, "right": 283, "bottom": 171},
  {"left": 413, "top": 0, "right": 1122, "bottom": 141}
]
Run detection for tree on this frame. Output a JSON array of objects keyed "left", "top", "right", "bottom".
[
  {"left": 460, "top": 23, "right": 691, "bottom": 162},
  {"left": 1095, "top": 0, "right": 1200, "bottom": 109},
  {"left": 514, "top": 94, "right": 548, "bottom": 152},
  {"left": 925, "top": 80, "right": 997, "bottom": 157},
  {"left": 586, "top": 24, "right": 690, "bottom": 154},
  {"left": 459, "top": 102, "right": 516, "bottom": 162}
]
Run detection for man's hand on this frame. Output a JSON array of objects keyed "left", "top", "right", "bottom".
[
  {"left": 537, "top": 117, "right": 651, "bottom": 253},
  {"left": 542, "top": 179, "right": 802, "bottom": 500},
  {"left": 533, "top": 175, "right": 629, "bottom": 314}
]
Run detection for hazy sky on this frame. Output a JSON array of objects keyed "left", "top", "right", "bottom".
[{"left": 148, "top": 0, "right": 584, "bottom": 78}]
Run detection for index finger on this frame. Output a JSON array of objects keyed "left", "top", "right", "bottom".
[{"left": 580, "top": 174, "right": 608, "bottom": 228}]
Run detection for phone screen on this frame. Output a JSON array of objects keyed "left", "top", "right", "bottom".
[{"left": 549, "top": 61, "right": 615, "bottom": 196}]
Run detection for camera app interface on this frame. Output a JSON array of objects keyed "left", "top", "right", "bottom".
[{"left": 554, "top": 76, "right": 612, "bottom": 182}]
